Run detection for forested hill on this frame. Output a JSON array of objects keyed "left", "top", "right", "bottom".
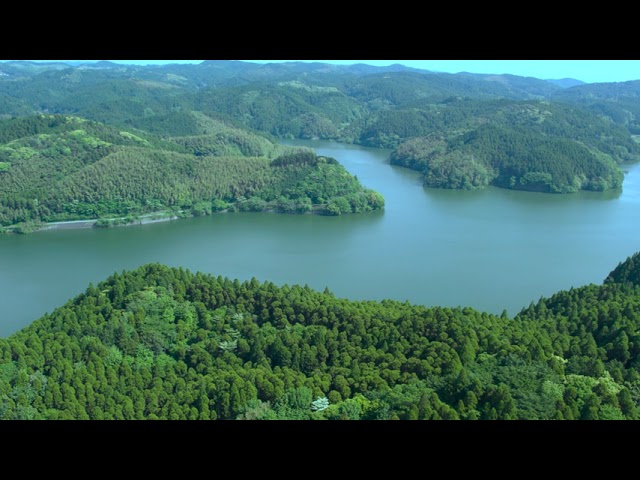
[
  {"left": 0, "top": 115, "right": 384, "bottom": 231},
  {"left": 388, "top": 100, "right": 636, "bottom": 193},
  {"left": 2, "top": 252, "right": 640, "bottom": 420},
  {"left": 551, "top": 80, "right": 640, "bottom": 134},
  {"left": 1, "top": 60, "right": 639, "bottom": 196}
]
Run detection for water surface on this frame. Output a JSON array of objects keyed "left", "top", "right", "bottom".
[{"left": 1, "top": 140, "right": 638, "bottom": 336}]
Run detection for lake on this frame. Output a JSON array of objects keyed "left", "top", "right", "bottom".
[{"left": 1, "top": 139, "right": 639, "bottom": 336}]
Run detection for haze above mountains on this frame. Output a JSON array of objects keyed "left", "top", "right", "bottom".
[{"left": 0, "top": 59, "right": 590, "bottom": 87}]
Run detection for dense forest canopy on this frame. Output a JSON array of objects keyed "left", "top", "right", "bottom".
[
  {"left": 551, "top": 80, "right": 640, "bottom": 134},
  {"left": 0, "top": 114, "right": 383, "bottom": 230},
  {"left": 2, "top": 252, "right": 640, "bottom": 420},
  {"left": 387, "top": 99, "right": 637, "bottom": 192},
  {"left": 1, "top": 60, "right": 638, "bottom": 198}
]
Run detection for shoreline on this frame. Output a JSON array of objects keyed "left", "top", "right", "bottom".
[
  {"left": 34, "top": 207, "right": 326, "bottom": 233},
  {"left": 35, "top": 213, "right": 181, "bottom": 232},
  {"left": 3, "top": 197, "right": 384, "bottom": 235}
]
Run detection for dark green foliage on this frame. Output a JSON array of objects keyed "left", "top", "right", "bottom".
[
  {"left": 605, "top": 252, "right": 640, "bottom": 287},
  {"left": 390, "top": 100, "right": 636, "bottom": 193},
  {"left": 271, "top": 151, "right": 321, "bottom": 167},
  {"left": 2, "top": 253, "right": 640, "bottom": 420}
]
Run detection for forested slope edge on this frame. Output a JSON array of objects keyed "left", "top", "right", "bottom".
[{"left": 2, "top": 252, "right": 640, "bottom": 420}]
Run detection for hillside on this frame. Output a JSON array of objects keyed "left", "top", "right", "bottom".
[
  {"left": 185, "top": 83, "right": 366, "bottom": 140},
  {"left": 388, "top": 99, "right": 638, "bottom": 192},
  {"left": 1, "top": 61, "right": 639, "bottom": 196},
  {"left": 605, "top": 252, "right": 640, "bottom": 286},
  {"left": 2, "top": 252, "right": 640, "bottom": 420},
  {"left": 342, "top": 71, "right": 560, "bottom": 110},
  {"left": 0, "top": 115, "right": 384, "bottom": 231},
  {"left": 551, "top": 80, "right": 640, "bottom": 135},
  {"left": 546, "top": 78, "right": 586, "bottom": 89}
]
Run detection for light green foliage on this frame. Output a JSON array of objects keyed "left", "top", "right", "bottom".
[
  {"left": 541, "top": 380, "right": 564, "bottom": 402},
  {"left": 211, "top": 199, "right": 231, "bottom": 212},
  {"left": 236, "top": 399, "right": 273, "bottom": 420},
  {"left": 599, "top": 404, "right": 625, "bottom": 420},
  {"left": 219, "top": 340, "right": 238, "bottom": 353},
  {"left": 424, "top": 151, "right": 494, "bottom": 190},
  {"left": 105, "top": 345, "right": 123, "bottom": 367},
  {"left": 119, "top": 131, "right": 151, "bottom": 146},
  {"left": 311, "top": 396, "right": 330, "bottom": 412},
  {"left": 68, "top": 129, "right": 111, "bottom": 148},
  {"left": 135, "top": 344, "right": 154, "bottom": 369},
  {"left": 282, "top": 387, "right": 313, "bottom": 410},
  {"left": 325, "top": 397, "right": 362, "bottom": 420},
  {"left": 0, "top": 146, "right": 38, "bottom": 163}
]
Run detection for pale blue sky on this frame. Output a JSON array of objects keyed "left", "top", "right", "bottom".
[{"left": 11, "top": 60, "right": 640, "bottom": 83}]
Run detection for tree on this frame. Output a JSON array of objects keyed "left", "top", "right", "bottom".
[{"left": 311, "top": 396, "right": 329, "bottom": 412}]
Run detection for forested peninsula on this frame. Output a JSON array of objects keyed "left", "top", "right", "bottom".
[
  {"left": 388, "top": 101, "right": 633, "bottom": 193},
  {"left": 2, "top": 252, "right": 640, "bottom": 420},
  {"left": 0, "top": 115, "right": 383, "bottom": 232}
]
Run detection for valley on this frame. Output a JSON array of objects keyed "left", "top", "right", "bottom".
[{"left": 2, "top": 59, "right": 640, "bottom": 420}]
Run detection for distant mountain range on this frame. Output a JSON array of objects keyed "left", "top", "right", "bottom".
[{"left": 0, "top": 60, "right": 586, "bottom": 87}]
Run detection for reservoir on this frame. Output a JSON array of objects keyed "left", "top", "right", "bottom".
[{"left": 1, "top": 139, "right": 639, "bottom": 336}]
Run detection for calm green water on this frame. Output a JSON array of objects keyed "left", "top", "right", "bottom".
[{"left": 1, "top": 139, "right": 639, "bottom": 336}]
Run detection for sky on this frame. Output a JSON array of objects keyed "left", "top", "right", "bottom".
[{"left": 11, "top": 60, "right": 640, "bottom": 84}]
